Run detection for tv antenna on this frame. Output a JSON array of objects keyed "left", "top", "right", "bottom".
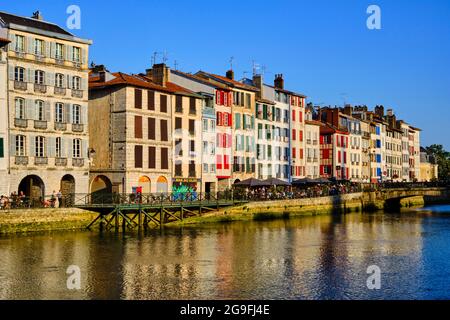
[{"left": 229, "top": 56, "right": 235, "bottom": 70}]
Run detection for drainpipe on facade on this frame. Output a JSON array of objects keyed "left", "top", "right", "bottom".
[{"left": 288, "top": 98, "right": 292, "bottom": 184}]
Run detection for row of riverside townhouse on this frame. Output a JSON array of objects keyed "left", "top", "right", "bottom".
[{"left": 0, "top": 10, "right": 428, "bottom": 201}]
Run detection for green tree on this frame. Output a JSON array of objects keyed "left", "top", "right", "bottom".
[{"left": 425, "top": 144, "right": 450, "bottom": 181}]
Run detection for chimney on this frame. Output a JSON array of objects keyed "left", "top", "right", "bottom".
[
  {"left": 32, "top": 11, "right": 43, "bottom": 20},
  {"left": 274, "top": 74, "right": 284, "bottom": 90},
  {"left": 91, "top": 64, "right": 107, "bottom": 82},
  {"left": 253, "top": 74, "right": 263, "bottom": 99},
  {"left": 152, "top": 63, "right": 170, "bottom": 86},
  {"left": 343, "top": 104, "right": 353, "bottom": 116},
  {"left": 226, "top": 69, "right": 234, "bottom": 80},
  {"left": 387, "top": 109, "right": 393, "bottom": 117},
  {"left": 375, "top": 105, "right": 384, "bottom": 117}
]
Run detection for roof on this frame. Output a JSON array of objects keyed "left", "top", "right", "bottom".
[
  {"left": 196, "top": 71, "right": 259, "bottom": 92},
  {"left": 0, "top": 37, "right": 10, "bottom": 43},
  {"left": 171, "top": 69, "right": 230, "bottom": 91},
  {"left": 305, "top": 120, "right": 322, "bottom": 126},
  {"left": 256, "top": 98, "right": 276, "bottom": 105},
  {"left": 0, "top": 11, "right": 73, "bottom": 36},
  {"left": 320, "top": 122, "right": 349, "bottom": 135},
  {"left": 266, "top": 84, "right": 307, "bottom": 98},
  {"left": 90, "top": 71, "right": 202, "bottom": 98}
]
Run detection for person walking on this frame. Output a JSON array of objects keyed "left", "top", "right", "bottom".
[{"left": 57, "top": 190, "right": 63, "bottom": 208}]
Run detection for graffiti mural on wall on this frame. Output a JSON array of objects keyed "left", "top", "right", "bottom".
[{"left": 172, "top": 183, "right": 198, "bottom": 201}]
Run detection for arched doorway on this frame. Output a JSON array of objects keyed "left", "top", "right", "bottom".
[
  {"left": 138, "top": 176, "right": 151, "bottom": 194},
  {"left": 90, "top": 175, "right": 113, "bottom": 203},
  {"left": 18, "top": 175, "right": 45, "bottom": 205},
  {"left": 60, "top": 175, "right": 75, "bottom": 207},
  {"left": 156, "top": 176, "right": 168, "bottom": 194}
]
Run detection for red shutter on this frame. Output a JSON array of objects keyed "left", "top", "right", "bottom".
[
  {"left": 220, "top": 91, "right": 225, "bottom": 105},
  {"left": 338, "top": 151, "right": 341, "bottom": 163},
  {"left": 320, "top": 136, "right": 324, "bottom": 144},
  {"left": 300, "top": 130, "right": 303, "bottom": 142},
  {"left": 224, "top": 155, "right": 229, "bottom": 170},
  {"left": 337, "top": 135, "right": 340, "bottom": 147},
  {"left": 216, "top": 155, "right": 223, "bottom": 170},
  {"left": 292, "top": 129, "right": 296, "bottom": 141},
  {"left": 222, "top": 134, "right": 227, "bottom": 148},
  {"left": 228, "top": 113, "right": 232, "bottom": 127},
  {"left": 228, "top": 92, "right": 233, "bottom": 106},
  {"left": 292, "top": 110, "right": 296, "bottom": 122},
  {"left": 292, "top": 148, "right": 296, "bottom": 159},
  {"left": 216, "top": 92, "right": 220, "bottom": 104},
  {"left": 299, "top": 111, "right": 303, "bottom": 123}
]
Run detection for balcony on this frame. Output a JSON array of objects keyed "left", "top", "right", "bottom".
[
  {"left": 54, "top": 122, "right": 67, "bottom": 131},
  {"left": 313, "top": 158, "right": 319, "bottom": 163},
  {"left": 55, "top": 58, "right": 65, "bottom": 65},
  {"left": 313, "top": 140, "right": 318, "bottom": 145},
  {"left": 72, "top": 61, "right": 82, "bottom": 69},
  {"left": 14, "top": 118, "right": 28, "bottom": 128},
  {"left": 35, "top": 157, "right": 48, "bottom": 165},
  {"left": 72, "top": 123, "right": 84, "bottom": 132},
  {"left": 306, "top": 139, "right": 312, "bottom": 145},
  {"left": 189, "top": 171, "right": 196, "bottom": 178},
  {"left": 35, "top": 54, "right": 45, "bottom": 62},
  {"left": 34, "top": 83, "right": 47, "bottom": 93},
  {"left": 34, "top": 120, "right": 47, "bottom": 130},
  {"left": 54, "top": 87, "right": 66, "bottom": 96},
  {"left": 55, "top": 158, "right": 67, "bottom": 166},
  {"left": 14, "top": 81, "right": 27, "bottom": 91},
  {"left": 71, "top": 89, "right": 84, "bottom": 98},
  {"left": 15, "top": 156, "right": 28, "bottom": 165},
  {"left": 202, "top": 106, "right": 215, "bottom": 117},
  {"left": 175, "top": 107, "right": 183, "bottom": 113},
  {"left": 72, "top": 158, "right": 84, "bottom": 167}
]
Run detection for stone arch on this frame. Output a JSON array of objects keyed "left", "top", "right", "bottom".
[
  {"left": 60, "top": 174, "right": 75, "bottom": 207},
  {"left": 156, "top": 176, "right": 168, "bottom": 193},
  {"left": 18, "top": 175, "right": 45, "bottom": 205},
  {"left": 138, "top": 176, "right": 151, "bottom": 194}
]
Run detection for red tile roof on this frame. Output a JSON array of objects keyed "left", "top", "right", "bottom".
[
  {"left": 89, "top": 71, "right": 201, "bottom": 98},
  {"left": 196, "top": 71, "right": 259, "bottom": 92},
  {"left": 0, "top": 37, "right": 11, "bottom": 43},
  {"left": 171, "top": 70, "right": 230, "bottom": 91},
  {"left": 305, "top": 120, "right": 322, "bottom": 126}
]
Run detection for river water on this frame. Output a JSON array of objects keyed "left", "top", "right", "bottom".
[{"left": 1, "top": 205, "right": 450, "bottom": 300}]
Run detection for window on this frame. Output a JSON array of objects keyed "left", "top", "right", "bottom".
[
  {"left": 189, "top": 97, "right": 196, "bottom": 115},
  {"left": 56, "top": 137, "right": 62, "bottom": 158},
  {"left": 189, "top": 161, "right": 196, "bottom": 177},
  {"left": 210, "top": 120, "right": 216, "bottom": 132},
  {"left": 203, "top": 163, "right": 209, "bottom": 173},
  {"left": 134, "top": 145, "right": 143, "bottom": 168},
  {"left": 189, "top": 140, "right": 195, "bottom": 154},
  {"left": 189, "top": 119, "right": 195, "bottom": 136},
  {"left": 148, "top": 146, "right": 156, "bottom": 169},
  {"left": 16, "top": 135, "right": 26, "bottom": 156},
  {"left": 35, "top": 70, "right": 45, "bottom": 84},
  {"left": 15, "top": 98, "right": 25, "bottom": 119},
  {"left": 72, "top": 76, "right": 81, "bottom": 90},
  {"left": 160, "top": 95, "right": 167, "bottom": 113},
  {"left": 175, "top": 117, "right": 182, "bottom": 130},
  {"left": 55, "top": 73, "right": 64, "bottom": 88},
  {"left": 148, "top": 90, "right": 155, "bottom": 110},
  {"left": 35, "top": 136, "right": 45, "bottom": 157},
  {"left": 161, "top": 147, "right": 168, "bottom": 169},
  {"left": 160, "top": 119, "right": 168, "bottom": 141},
  {"left": 135, "top": 89, "right": 142, "bottom": 109},
  {"left": 15, "top": 67, "right": 25, "bottom": 82},
  {"left": 134, "top": 116, "right": 143, "bottom": 139},
  {"left": 34, "top": 39, "right": 44, "bottom": 56},
  {"left": 175, "top": 139, "right": 183, "bottom": 157},
  {"left": 203, "top": 119, "right": 208, "bottom": 132},
  {"left": 72, "top": 46, "right": 81, "bottom": 62},
  {"left": 176, "top": 96, "right": 183, "bottom": 113},
  {"left": 72, "top": 105, "right": 81, "bottom": 124},
  {"left": 15, "top": 35, "right": 25, "bottom": 52},
  {"left": 55, "top": 103, "right": 64, "bottom": 123},
  {"left": 36, "top": 100, "right": 45, "bottom": 121},
  {"left": 55, "top": 43, "right": 64, "bottom": 60},
  {"left": 72, "top": 139, "right": 82, "bottom": 158},
  {"left": 148, "top": 117, "right": 156, "bottom": 140},
  {"left": 0, "top": 138, "right": 3, "bottom": 158}
]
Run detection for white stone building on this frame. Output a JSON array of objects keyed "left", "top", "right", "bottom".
[{"left": 0, "top": 11, "right": 91, "bottom": 204}]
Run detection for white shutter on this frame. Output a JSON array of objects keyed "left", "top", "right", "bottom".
[
  {"left": 46, "top": 72, "right": 54, "bottom": 86},
  {"left": 26, "top": 99, "right": 35, "bottom": 120},
  {"left": 64, "top": 103, "right": 71, "bottom": 123},
  {"left": 8, "top": 65, "right": 14, "bottom": 81},
  {"left": 65, "top": 45, "right": 71, "bottom": 61},
  {"left": 29, "top": 135, "right": 35, "bottom": 157},
  {"left": 45, "top": 41, "right": 50, "bottom": 57},
  {"left": 81, "top": 77, "right": 88, "bottom": 91},
  {"left": 67, "top": 75, "right": 73, "bottom": 89},
  {"left": 80, "top": 140, "right": 85, "bottom": 158},
  {"left": 50, "top": 42, "right": 56, "bottom": 58},
  {"left": 47, "top": 137, "right": 55, "bottom": 158},
  {"left": 82, "top": 48, "right": 87, "bottom": 65},
  {"left": 60, "top": 138, "right": 66, "bottom": 158},
  {"left": 27, "top": 68, "right": 34, "bottom": 83},
  {"left": 27, "top": 36, "right": 34, "bottom": 54},
  {"left": 81, "top": 105, "right": 87, "bottom": 125},
  {"left": 68, "top": 138, "right": 73, "bottom": 158},
  {"left": 10, "top": 134, "right": 16, "bottom": 156},
  {"left": 8, "top": 33, "right": 15, "bottom": 51},
  {"left": 45, "top": 101, "right": 51, "bottom": 121}
]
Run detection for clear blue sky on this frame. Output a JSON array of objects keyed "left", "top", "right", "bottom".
[{"left": 3, "top": 0, "right": 450, "bottom": 148}]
